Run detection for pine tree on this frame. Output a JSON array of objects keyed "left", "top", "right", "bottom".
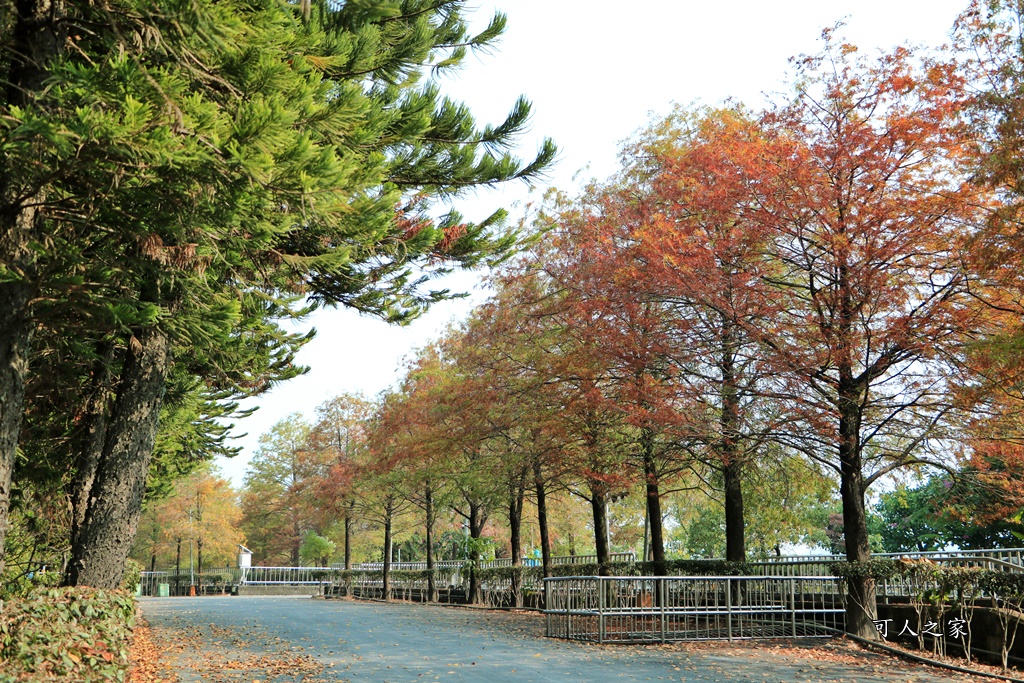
[{"left": 1, "top": 0, "right": 554, "bottom": 588}]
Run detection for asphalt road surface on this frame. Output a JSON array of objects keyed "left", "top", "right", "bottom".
[{"left": 140, "top": 596, "right": 983, "bottom": 683}]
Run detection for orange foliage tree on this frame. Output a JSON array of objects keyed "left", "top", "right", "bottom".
[
  {"left": 308, "top": 393, "right": 372, "bottom": 569},
  {"left": 745, "top": 33, "right": 985, "bottom": 637},
  {"left": 626, "top": 108, "right": 786, "bottom": 564}
]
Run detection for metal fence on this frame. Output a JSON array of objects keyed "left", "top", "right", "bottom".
[
  {"left": 548, "top": 552, "right": 636, "bottom": 566},
  {"left": 345, "top": 572, "right": 455, "bottom": 603},
  {"left": 544, "top": 576, "right": 845, "bottom": 644},
  {"left": 749, "top": 560, "right": 836, "bottom": 578},
  {"left": 346, "top": 560, "right": 464, "bottom": 572},
  {"left": 138, "top": 567, "right": 241, "bottom": 596},
  {"left": 238, "top": 566, "right": 332, "bottom": 585},
  {"left": 343, "top": 553, "right": 636, "bottom": 572},
  {"left": 764, "top": 548, "right": 1024, "bottom": 569},
  {"left": 139, "top": 565, "right": 331, "bottom": 595},
  {"left": 750, "top": 551, "right": 1024, "bottom": 601},
  {"left": 139, "top": 571, "right": 173, "bottom": 596}
]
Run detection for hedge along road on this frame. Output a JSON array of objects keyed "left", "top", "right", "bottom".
[{"left": 138, "top": 596, "right": 984, "bottom": 683}]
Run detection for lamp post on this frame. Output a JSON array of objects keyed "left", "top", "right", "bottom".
[{"left": 188, "top": 508, "right": 194, "bottom": 592}]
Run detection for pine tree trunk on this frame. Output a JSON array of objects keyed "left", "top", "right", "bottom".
[
  {"left": 533, "top": 457, "right": 552, "bottom": 578},
  {"left": 69, "top": 342, "right": 115, "bottom": 551},
  {"left": 64, "top": 326, "right": 171, "bottom": 589},
  {"left": 0, "top": 282, "right": 34, "bottom": 584},
  {"left": 0, "top": 0, "right": 66, "bottom": 590}
]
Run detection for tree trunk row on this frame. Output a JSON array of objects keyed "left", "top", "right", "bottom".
[{"left": 64, "top": 327, "right": 172, "bottom": 588}]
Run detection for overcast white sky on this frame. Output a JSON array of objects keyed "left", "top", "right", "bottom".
[{"left": 216, "top": 0, "right": 971, "bottom": 486}]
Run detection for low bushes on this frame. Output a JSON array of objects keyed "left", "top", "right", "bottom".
[
  {"left": 0, "top": 587, "right": 136, "bottom": 682},
  {"left": 828, "top": 558, "right": 1024, "bottom": 597},
  {"left": 831, "top": 560, "right": 1024, "bottom": 669}
]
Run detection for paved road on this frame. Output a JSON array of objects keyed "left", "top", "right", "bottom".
[{"left": 140, "top": 596, "right": 981, "bottom": 683}]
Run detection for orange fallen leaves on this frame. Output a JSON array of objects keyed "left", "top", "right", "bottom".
[
  {"left": 128, "top": 617, "right": 331, "bottom": 683},
  {"left": 128, "top": 618, "right": 177, "bottom": 683}
]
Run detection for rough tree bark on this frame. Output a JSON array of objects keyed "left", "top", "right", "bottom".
[
  {"left": 836, "top": 251, "right": 878, "bottom": 639},
  {"left": 589, "top": 484, "right": 610, "bottom": 574},
  {"left": 507, "top": 468, "right": 526, "bottom": 608},
  {"left": 720, "top": 321, "right": 746, "bottom": 563},
  {"left": 344, "top": 500, "right": 354, "bottom": 570},
  {"left": 722, "top": 461, "right": 745, "bottom": 562},
  {"left": 64, "top": 326, "right": 171, "bottom": 588},
  {"left": 68, "top": 342, "right": 115, "bottom": 551},
  {"left": 641, "top": 428, "right": 666, "bottom": 574},
  {"left": 0, "top": 0, "right": 66, "bottom": 584},
  {"left": 0, "top": 285, "right": 34, "bottom": 582},
  {"left": 424, "top": 483, "right": 437, "bottom": 602},
  {"left": 382, "top": 508, "right": 393, "bottom": 600},
  {"left": 532, "top": 457, "right": 552, "bottom": 578},
  {"left": 466, "top": 500, "right": 486, "bottom": 604},
  {"left": 839, "top": 382, "right": 876, "bottom": 638}
]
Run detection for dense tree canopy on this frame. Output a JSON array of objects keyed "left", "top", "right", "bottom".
[{"left": 0, "top": 0, "right": 554, "bottom": 590}]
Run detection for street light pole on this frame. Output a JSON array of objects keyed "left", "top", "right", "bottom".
[{"left": 188, "top": 510, "right": 194, "bottom": 590}]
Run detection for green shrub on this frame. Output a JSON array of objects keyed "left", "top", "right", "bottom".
[
  {"left": 120, "top": 559, "right": 143, "bottom": 592},
  {"left": 543, "top": 559, "right": 759, "bottom": 578},
  {"left": 657, "top": 560, "right": 759, "bottom": 576},
  {"left": 829, "top": 560, "right": 1019, "bottom": 601},
  {"left": 164, "top": 573, "right": 193, "bottom": 584},
  {"left": 829, "top": 559, "right": 900, "bottom": 580},
  {"left": 477, "top": 566, "right": 543, "bottom": 583},
  {"left": 0, "top": 587, "right": 136, "bottom": 682},
  {"left": 978, "top": 570, "right": 1024, "bottom": 599},
  {"left": 198, "top": 573, "right": 229, "bottom": 585}
]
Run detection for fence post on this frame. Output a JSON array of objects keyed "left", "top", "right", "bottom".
[
  {"left": 543, "top": 578, "right": 550, "bottom": 637},
  {"left": 790, "top": 579, "right": 797, "bottom": 636},
  {"left": 660, "top": 578, "right": 667, "bottom": 643},
  {"left": 598, "top": 578, "right": 605, "bottom": 645},
  {"left": 566, "top": 579, "right": 574, "bottom": 640},
  {"left": 726, "top": 578, "right": 733, "bottom": 642}
]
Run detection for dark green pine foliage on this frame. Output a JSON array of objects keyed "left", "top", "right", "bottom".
[{"left": 0, "top": 0, "right": 554, "bottom": 588}]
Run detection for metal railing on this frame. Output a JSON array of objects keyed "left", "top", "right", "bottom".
[
  {"left": 749, "top": 560, "right": 836, "bottom": 578},
  {"left": 139, "top": 571, "right": 173, "bottom": 596},
  {"left": 544, "top": 575, "right": 845, "bottom": 644},
  {"left": 343, "top": 552, "right": 636, "bottom": 572},
  {"left": 767, "top": 548, "right": 1024, "bottom": 568},
  {"left": 139, "top": 567, "right": 242, "bottom": 596},
  {"left": 238, "top": 566, "right": 332, "bottom": 585},
  {"left": 751, "top": 551, "right": 1024, "bottom": 600},
  {"left": 346, "top": 560, "right": 463, "bottom": 571},
  {"left": 549, "top": 552, "right": 636, "bottom": 566}
]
